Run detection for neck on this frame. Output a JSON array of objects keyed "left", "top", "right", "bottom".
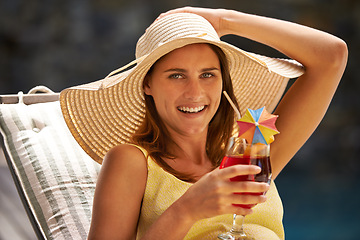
[
  {"left": 162, "top": 128, "right": 214, "bottom": 182},
  {"left": 171, "top": 134, "right": 209, "bottom": 165},
  {"left": 169, "top": 136, "right": 213, "bottom": 182},
  {"left": 166, "top": 125, "right": 208, "bottom": 153}
]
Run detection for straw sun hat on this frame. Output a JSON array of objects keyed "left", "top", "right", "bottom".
[{"left": 60, "top": 13, "right": 304, "bottom": 164}]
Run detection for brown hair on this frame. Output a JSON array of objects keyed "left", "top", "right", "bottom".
[{"left": 131, "top": 44, "right": 239, "bottom": 181}]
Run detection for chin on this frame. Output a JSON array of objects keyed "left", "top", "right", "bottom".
[{"left": 181, "top": 126, "right": 208, "bottom": 136}]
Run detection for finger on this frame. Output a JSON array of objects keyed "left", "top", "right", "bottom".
[
  {"left": 215, "top": 197, "right": 255, "bottom": 216},
  {"left": 156, "top": 8, "right": 188, "bottom": 20},
  {"left": 226, "top": 193, "right": 267, "bottom": 216},
  {"left": 232, "top": 181, "right": 270, "bottom": 193},
  {"left": 233, "top": 207, "right": 253, "bottom": 216},
  {"left": 220, "top": 181, "right": 269, "bottom": 196},
  {"left": 231, "top": 192, "right": 267, "bottom": 205},
  {"left": 156, "top": 7, "right": 200, "bottom": 21},
  {"left": 219, "top": 165, "right": 262, "bottom": 179}
]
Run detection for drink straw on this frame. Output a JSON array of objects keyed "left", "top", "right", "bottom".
[{"left": 223, "top": 91, "right": 241, "bottom": 119}]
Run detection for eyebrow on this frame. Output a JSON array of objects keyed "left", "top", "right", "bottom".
[{"left": 164, "top": 67, "right": 220, "bottom": 73}]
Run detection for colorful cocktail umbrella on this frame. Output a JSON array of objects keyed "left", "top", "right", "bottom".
[{"left": 237, "top": 107, "right": 279, "bottom": 145}]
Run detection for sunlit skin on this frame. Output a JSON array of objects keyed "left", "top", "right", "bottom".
[{"left": 144, "top": 43, "right": 223, "bottom": 140}]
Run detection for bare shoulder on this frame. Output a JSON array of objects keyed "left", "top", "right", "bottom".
[
  {"left": 100, "top": 144, "right": 148, "bottom": 183},
  {"left": 99, "top": 144, "right": 147, "bottom": 190}
]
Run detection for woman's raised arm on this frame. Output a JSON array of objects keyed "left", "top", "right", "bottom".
[
  {"left": 161, "top": 7, "right": 348, "bottom": 178},
  {"left": 220, "top": 10, "right": 348, "bottom": 178}
]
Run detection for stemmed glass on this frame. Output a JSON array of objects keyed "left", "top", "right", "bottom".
[{"left": 218, "top": 137, "right": 272, "bottom": 240}]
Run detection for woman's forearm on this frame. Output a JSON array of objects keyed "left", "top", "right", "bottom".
[
  {"left": 220, "top": 10, "right": 347, "bottom": 70},
  {"left": 140, "top": 202, "right": 195, "bottom": 240}
]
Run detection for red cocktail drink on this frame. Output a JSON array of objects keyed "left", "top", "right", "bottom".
[{"left": 220, "top": 154, "right": 271, "bottom": 208}]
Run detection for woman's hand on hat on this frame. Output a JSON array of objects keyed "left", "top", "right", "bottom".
[
  {"left": 156, "top": 6, "right": 230, "bottom": 37},
  {"left": 171, "top": 165, "right": 269, "bottom": 222}
]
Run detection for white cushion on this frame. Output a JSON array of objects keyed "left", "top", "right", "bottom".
[{"left": 0, "top": 101, "right": 100, "bottom": 240}]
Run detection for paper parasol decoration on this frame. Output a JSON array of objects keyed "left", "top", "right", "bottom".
[{"left": 237, "top": 107, "right": 279, "bottom": 145}]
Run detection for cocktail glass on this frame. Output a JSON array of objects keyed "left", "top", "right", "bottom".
[{"left": 218, "top": 137, "right": 271, "bottom": 240}]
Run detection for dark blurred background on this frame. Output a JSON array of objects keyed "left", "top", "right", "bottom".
[{"left": 1, "top": 0, "right": 359, "bottom": 239}]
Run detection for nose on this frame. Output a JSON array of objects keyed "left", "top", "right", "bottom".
[{"left": 184, "top": 79, "right": 204, "bottom": 101}]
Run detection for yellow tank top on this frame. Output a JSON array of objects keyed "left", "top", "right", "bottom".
[{"left": 134, "top": 145, "right": 284, "bottom": 240}]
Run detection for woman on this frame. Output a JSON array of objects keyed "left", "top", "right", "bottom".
[{"left": 60, "top": 6, "right": 347, "bottom": 240}]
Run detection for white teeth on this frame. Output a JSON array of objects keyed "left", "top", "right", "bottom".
[{"left": 178, "top": 106, "right": 205, "bottom": 113}]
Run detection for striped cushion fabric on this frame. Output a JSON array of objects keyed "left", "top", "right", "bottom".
[{"left": 0, "top": 101, "right": 100, "bottom": 240}]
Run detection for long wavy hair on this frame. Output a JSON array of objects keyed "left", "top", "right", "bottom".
[{"left": 131, "top": 44, "right": 239, "bottom": 181}]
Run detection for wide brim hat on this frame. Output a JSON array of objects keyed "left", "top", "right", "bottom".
[{"left": 60, "top": 13, "right": 304, "bottom": 164}]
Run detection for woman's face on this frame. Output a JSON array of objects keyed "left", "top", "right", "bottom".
[{"left": 144, "top": 43, "right": 223, "bottom": 137}]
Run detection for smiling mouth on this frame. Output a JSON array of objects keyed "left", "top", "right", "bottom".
[{"left": 177, "top": 105, "right": 206, "bottom": 113}]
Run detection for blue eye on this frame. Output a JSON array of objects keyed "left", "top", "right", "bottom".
[
  {"left": 202, "top": 73, "right": 214, "bottom": 78},
  {"left": 169, "top": 73, "right": 184, "bottom": 79}
]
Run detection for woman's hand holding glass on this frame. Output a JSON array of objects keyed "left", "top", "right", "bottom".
[{"left": 174, "top": 162, "right": 269, "bottom": 223}]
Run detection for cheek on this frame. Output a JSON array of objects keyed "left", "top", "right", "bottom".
[
  {"left": 151, "top": 86, "right": 177, "bottom": 113},
  {"left": 153, "top": 84, "right": 177, "bottom": 102}
]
